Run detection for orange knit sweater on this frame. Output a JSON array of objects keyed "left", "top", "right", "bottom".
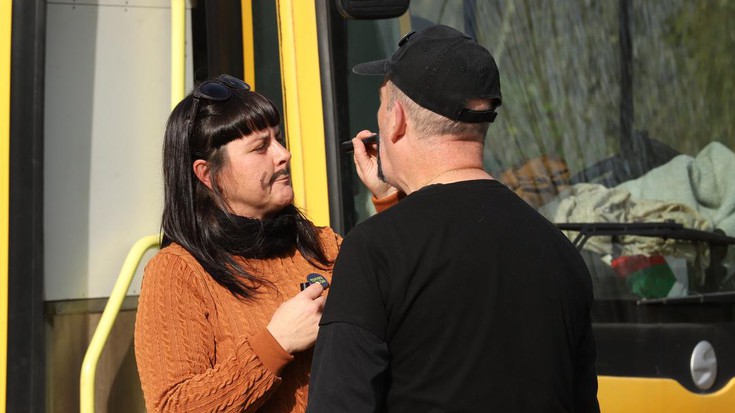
[{"left": 134, "top": 227, "right": 341, "bottom": 413}]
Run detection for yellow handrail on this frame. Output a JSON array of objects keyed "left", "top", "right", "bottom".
[{"left": 79, "top": 234, "right": 160, "bottom": 413}]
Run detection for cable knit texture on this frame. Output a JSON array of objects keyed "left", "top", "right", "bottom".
[{"left": 135, "top": 227, "right": 341, "bottom": 413}]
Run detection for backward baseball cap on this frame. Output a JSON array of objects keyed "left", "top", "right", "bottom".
[{"left": 353, "top": 24, "right": 501, "bottom": 123}]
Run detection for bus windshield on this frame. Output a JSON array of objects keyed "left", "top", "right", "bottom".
[{"left": 339, "top": 1, "right": 735, "bottom": 313}]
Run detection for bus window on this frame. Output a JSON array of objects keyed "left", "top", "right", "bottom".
[
  {"left": 332, "top": 1, "right": 735, "bottom": 411},
  {"left": 344, "top": 19, "right": 403, "bottom": 224}
]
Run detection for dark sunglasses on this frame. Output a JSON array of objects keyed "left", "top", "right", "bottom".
[
  {"left": 193, "top": 74, "right": 251, "bottom": 102},
  {"left": 187, "top": 75, "right": 251, "bottom": 151}
]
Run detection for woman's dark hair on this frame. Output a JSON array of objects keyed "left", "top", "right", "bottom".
[{"left": 161, "top": 75, "right": 331, "bottom": 299}]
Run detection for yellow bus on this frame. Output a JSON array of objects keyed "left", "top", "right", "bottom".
[{"left": 2, "top": 0, "right": 734, "bottom": 411}]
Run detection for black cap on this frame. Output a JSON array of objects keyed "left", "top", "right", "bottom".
[{"left": 353, "top": 25, "right": 501, "bottom": 123}]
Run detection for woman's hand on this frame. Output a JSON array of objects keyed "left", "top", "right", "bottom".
[
  {"left": 352, "top": 130, "right": 398, "bottom": 199},
  {"left": 267, "top": 283, "right": 326, "bottom": 354}
]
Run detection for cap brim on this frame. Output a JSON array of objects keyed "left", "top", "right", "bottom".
[{"left": 352, "top": 59, "right": 389, "bottom": 75}]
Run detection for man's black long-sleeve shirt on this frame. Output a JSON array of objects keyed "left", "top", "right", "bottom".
[{"left": 307, "top": 180, "right": 600, "bottom": 412}]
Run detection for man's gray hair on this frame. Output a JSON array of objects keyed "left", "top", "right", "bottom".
[{"left": 384, "top": 81, "right": 491, "bottom": 141}]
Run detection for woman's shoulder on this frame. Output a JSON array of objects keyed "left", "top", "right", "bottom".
[
  {"left": 316, "top": 226, "right": 342, "bottom": 256},
  {"left": 316, "top": 226, "right": 340, "bottom": 240},
  {"left": 148, "top": 242, "right": 199, "bottom": 267},
  {"left": 138, "top": 243, "right": 216, "bottom": 321},
  {"left": 143, "top": 242, "right": 209, "bottom": 290}
]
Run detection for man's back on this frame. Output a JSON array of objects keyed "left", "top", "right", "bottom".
[{"left": 316, "top": 180, "right": 598, "bottom": 412}]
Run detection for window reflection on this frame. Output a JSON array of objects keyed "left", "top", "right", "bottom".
[{"left": 343, "top": 1, "right": 735, "bottom": 305}]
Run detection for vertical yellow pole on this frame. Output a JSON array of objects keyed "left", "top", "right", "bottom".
[
  {"left": 171, "top": 0, "right": 186, "bottom": 107},
  {"left": 275, "top": 0, "right": 330, "bottom": 226},
  {"left": 0, "top": 0, "right": 12, "bottom": 410},
  {"left": 241, "top": 0, "right": 255, "bottom": 88}
]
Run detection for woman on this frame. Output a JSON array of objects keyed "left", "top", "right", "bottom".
[{"left": 134, "top": 75, "right": 396, "bottom": 412}]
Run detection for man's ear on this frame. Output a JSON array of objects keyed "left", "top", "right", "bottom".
[
  {"left": 389, "top": 100, "right": 407, "bottom": 143},
  {"left": 192, "top": 159, "right": 214, "bottom": 190}
]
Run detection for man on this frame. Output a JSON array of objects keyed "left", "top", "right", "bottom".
[{"left": 307, "top": 25, "right": 599, "bottom": 413}]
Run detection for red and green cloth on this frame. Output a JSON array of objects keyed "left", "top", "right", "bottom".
[{"left": 611, "top": 255, "right": 676, "bottom": 298}]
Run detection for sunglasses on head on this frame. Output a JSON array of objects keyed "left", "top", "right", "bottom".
[
  {"left": 193, "top": 74, "right": 251, "bottom": 102},
  {"left": 187, "top": 75, "right": 251, "bottom": 150}
]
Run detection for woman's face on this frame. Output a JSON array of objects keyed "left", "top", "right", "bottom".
[{"left": 216, "top": 126, "right": 293, "bottom": 219}]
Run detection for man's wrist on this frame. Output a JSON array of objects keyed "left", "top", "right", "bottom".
[
  {"left": 371, "top": 190, "right": 405, "bottom": 213},
  {"left": 372, "top": 188, "right": 399, "bottom": 200}
]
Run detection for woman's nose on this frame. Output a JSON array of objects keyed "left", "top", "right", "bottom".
[{"left": 275, "top": 140, "right": 291, "bottom": 164}]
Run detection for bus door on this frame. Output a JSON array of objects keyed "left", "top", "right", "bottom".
[{"left": 10, "top": 0, "right": 286, "bottom": 411}]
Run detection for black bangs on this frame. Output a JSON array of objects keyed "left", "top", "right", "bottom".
[{"left": 196, "top": 89, "right": 281, "bottom": 149}]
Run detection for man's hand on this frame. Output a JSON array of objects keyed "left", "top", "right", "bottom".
[{"left": 352, "top": 130, "right": 398, "bottom": 199}]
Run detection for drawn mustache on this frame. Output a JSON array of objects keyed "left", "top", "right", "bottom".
[{"left": 270, "top": 169, "right": 290, "bottom": 184}]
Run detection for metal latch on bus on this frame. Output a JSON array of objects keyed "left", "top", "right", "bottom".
[{"left": 691, "top": 340, "right": 717, "bottom": 390}]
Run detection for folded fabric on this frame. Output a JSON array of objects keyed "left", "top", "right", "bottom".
[
  {"left": 499, "top": 155, "right": 571, "bottom": 208},
  {"left": 541, "top": 183, "right": 712, "bottom": 285},
  {"left": 617, "top": 141, "right": 735, "bottom": 237}
]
